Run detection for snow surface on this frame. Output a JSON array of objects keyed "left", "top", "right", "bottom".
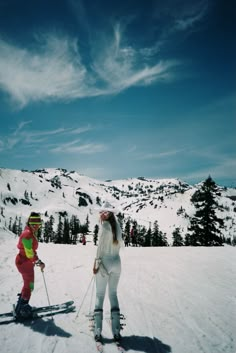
[{"left": 0, "top": 228, "right": 235, "bottom": 353}]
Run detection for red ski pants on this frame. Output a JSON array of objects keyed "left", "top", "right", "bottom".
[{"left": 15, "top": 254, "right": 35, "bottom": 301}]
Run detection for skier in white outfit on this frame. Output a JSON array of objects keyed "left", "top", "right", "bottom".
[{"left": 93, "top": 201, "right": 124, "bottom": 342}]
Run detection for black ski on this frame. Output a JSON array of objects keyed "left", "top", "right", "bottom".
[
  {"left": 32, "top": 300, "right": 74, "bottom": 314},
  {"left": 0, "top": 305, "right": 75, "bottom": 325},
  {"left": 0, "top": 300, "right": 74, "bottom": 319}
]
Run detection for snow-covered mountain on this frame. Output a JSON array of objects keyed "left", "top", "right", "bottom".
[{"left": 0, "top": 167, "right": 236, "bottom": 242}]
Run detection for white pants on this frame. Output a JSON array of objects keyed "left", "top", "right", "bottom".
[{"left": 95, "top": 255, "right": 121, "bottom": 311}]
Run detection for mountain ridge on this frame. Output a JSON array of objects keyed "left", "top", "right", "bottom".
[{"left": 0, "top": 167, "right": 235, "bottom": 242}]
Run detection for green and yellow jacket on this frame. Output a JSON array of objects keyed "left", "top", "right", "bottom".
[{"left": 17, "top": 226, "right": 39, "bottom": 262}]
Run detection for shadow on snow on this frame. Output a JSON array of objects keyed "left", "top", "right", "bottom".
[
  {"left": 20, "top": 317, "right": 72, "bottom": 337},
  {"left": 103, "top": 335, "right": 172, "bottom": 353}
]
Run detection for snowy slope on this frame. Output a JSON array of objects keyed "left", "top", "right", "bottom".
[
  {"left": 0, "top": 228, "right": 235, "bottom": 353},
  {"left": 1, "top": 168, "right": 236, "bottom": 243}
]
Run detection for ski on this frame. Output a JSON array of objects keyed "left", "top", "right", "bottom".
[
  {"left": 86, "top": 312, "right": 105, "bottom": 353},
  {"left": 33, "top": 300, "right": 74, "bottom": 314},
  {"left": 95, "top": 340, "right": 105, "bottom": 353},
  {"left": 0, "top": 305, "right": 75, "bottom": 325},
  {"left": 94, "top": 336, "right": 125, "bottom": 353},
  {"left": 0, "top": 300, "right": 74, "bottom": 319}
]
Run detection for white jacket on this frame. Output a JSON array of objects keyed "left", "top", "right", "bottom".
[{"left": 96, "top": 220, "right": 123, "bottom": 258}]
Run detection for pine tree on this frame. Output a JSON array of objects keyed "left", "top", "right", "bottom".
[
  {"left": 137, "top": 225, "right": 147, "bottom": 246},
  {"left": 55, "top": 215, "right": 64, "bottom": 243},
  {"left": 188, "top": 176, "right": 224, "bottom": 246},
  {"left": 12, "top": 216, "right": 18, "bottom": 235},
  {"left": 43, "top": 215, "right": 55, "bottom": 243},
  {"left": 131, "top": 220, "right": 138, "bottom": 246},
  {"left": 85, "top": 215, "right": 90, "bottom": 232},
  {"left": 144, "top": 227, "right": 152, "bottom": 247},
  {"left": 8, "top": 217, "right": 12, "bottom": 232},
  {"left": 96, "top": 196, "right": 102, "bottom": 206},
  {"left": 159, "top": 230, "right": 168, "bottom": 246},
  {"left": 152, "top": 220, "right": 160, "bottom": 246},
  {"left": 18, "top": 217, "right": 23, "bottom": 236},
  {"left": 93, "top": 224, "right": 99, "bottom": 245},
  {"left": 63, "top": 218, "right": 70, "bottom": 244},
  {"left": 124, "top": 219, "right": 131, "bottom": 246},
  {"left": 69, "top": 215, "right": 80, "bottom": 244},
  {"left": 172, "top": 227, "right": 184, "bottom": 246}
]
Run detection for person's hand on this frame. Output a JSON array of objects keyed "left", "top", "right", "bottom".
[
  {"left": 39, "top": 262, "right": 45, "bottom": 272},
  {"left": 93, "top": 267, "right": 99, "bottom": 275},
  {"left": 36, "top": 259, "right": 45, "bottom": 272},
  {"left": 93, "top": 258, "right": 100, "bottom": 274}
]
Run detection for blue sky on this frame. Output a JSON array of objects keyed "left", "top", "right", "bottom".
[{"left": 0, "top": 0, "right": 235, "bottom": 187}]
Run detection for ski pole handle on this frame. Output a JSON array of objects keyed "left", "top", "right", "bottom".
[{"left": 36, "top": 259, "right": 45, "bottom": 272}]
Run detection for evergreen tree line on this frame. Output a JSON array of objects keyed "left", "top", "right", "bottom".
[
  {"left": 8, "top": 213, "right": 90, "bottom": 245},
  {"left": 121, "top": 218, "right": 168, "bottom": 247},
  {"left": 6, "top": 176, "right": 236, "bottom": 247},
  {"left": 119, "top": 176, "right": 234, "bottom": 247}
]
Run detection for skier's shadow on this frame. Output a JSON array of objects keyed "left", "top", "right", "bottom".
[
  {"left": 104, "top": 335, "right": 171, "bottom": 353},
  {"left": 20, "top": 317, "right": 72, "bottom": 337}
]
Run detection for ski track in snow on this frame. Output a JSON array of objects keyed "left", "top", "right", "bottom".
[{"left": 0, "top": 230, "right": 236, "bottom": 353}]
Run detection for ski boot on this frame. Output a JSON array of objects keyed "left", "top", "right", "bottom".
[
  {"left": 15, "top": 294, "right": 33, "bottom": 319},
  {"left": 94, "top": 309, "right": 103, "bottom": 342},
  {"left": 111, "top": 307, "right": 121, "bottom": 341}
]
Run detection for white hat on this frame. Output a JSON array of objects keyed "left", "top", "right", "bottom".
[{"left": 99, "top": 201, "right": 118, "bottom": 213}]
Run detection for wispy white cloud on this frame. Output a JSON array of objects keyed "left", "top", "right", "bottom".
[
  {"left": 0, "top": 23, "right": 180, "bottom": 108},
  {"left": 92, "top": 23, "right": 180, "bottom": 92},
  {"left": 50, "top": 141, "right": 107, "bottom": 154},
  {"left": 12, "top": 120, "right": 32, "bottom": 135},
  {"left": 0, "top": 121, "right": 95, "bottom": 153},
  {"left": 6, "top": 137, "right": 19, "bottom": 149},
  {"left": 151, "top": 1, "right": 209, "bottom": 49},
  {"left": 137, "top": 148, "right": 186, "bottom": 160},
  {"left": 174, "top": 2, "right": 208, "bottom": 31},
  {"left": 0, "top": 1, "right": 210, "bottom": 109},
  {"left": 0, "top": 35, "right": 97, "bottom": 108},
  {"left": 69, "top": 125, "right": 92, "bottom": 134},
  {"left": 49, "top": 139, "right": 81, "bottom": 153}
]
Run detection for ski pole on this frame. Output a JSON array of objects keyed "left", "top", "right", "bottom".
[
  {"left": 88, "top": 274, "right": 95, "bottom": 315},
  {"left": 41, "top": 270, "right": 51, "bottom": 307},
  {"left": 75, "top": 275, "right": 95, "bottom": 320}
]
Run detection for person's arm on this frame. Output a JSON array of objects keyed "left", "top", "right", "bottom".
[
  {"left": 93, "top": 224, "right": 103, "bottom": 274},
  {"left": 21, "top": 237, "right": 38, "bottom": 262},
  {"left": 21, "top": 234, "right": 45, "bottom": 270}
]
